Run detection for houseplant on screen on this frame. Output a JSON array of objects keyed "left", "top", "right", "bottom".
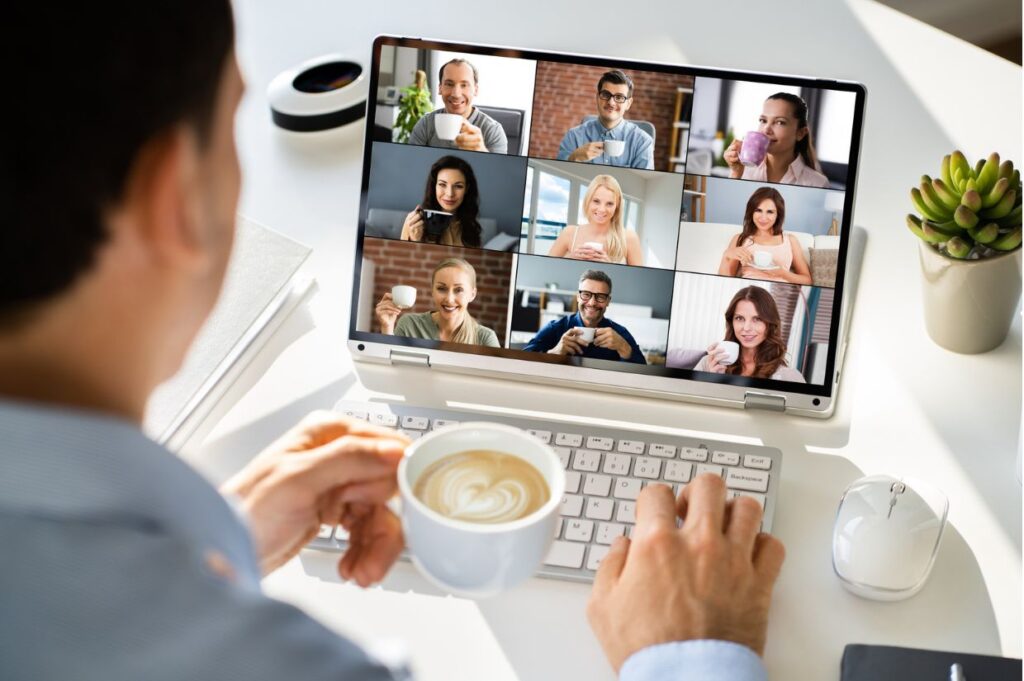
[
  {"left": 394, "top": 69, "right": 433, "bottom": 143},
  {"left": 906, "top": 151, "right": 1022, "bottom": 353}
]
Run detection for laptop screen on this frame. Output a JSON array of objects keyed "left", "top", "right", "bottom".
[{"left": 350, "top": 36, "right": 865, "bottom": 405}]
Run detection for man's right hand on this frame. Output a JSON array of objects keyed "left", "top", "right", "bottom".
[
  {"left": 586, "top": 475, "right": 785, "bottom": 672},
  {"left": 569, "top": 141, "right": 605, "bottom": 162},
  {"left": 548, "top": 327, "right": 586, "bottom": 356}
]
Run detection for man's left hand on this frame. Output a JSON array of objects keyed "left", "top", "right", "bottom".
[
  {"left": 594, "top": 327, "right": 631, "bottom": 359},
  {"left": 455, "top": 120, "right": 488, "bottom": 152},
  {"left": 220, "top": 411, "right": 409, "bottom": 582}
]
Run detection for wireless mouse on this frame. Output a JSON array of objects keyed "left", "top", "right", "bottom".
[{"left": 832, "top": 475, "right": 948, "bottom": 601}]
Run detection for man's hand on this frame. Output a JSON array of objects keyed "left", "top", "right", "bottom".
[
  {"left": 569, "top": 141, "right": 604, "bottom": 162},
  {"left": 220, "top": 411, "right": 410, "bottom": 581},
  {"left": 593, "top": 327, "right": 630, "bottom": 359},
  {"left": 548, "top": 327, "right": 586, "bottom": 356},
  {"left": 587, "top": 475, "right": 785, "bottom": 672},
  {"left": 455, "top": 120, "right": 488, "bottom": 152}
]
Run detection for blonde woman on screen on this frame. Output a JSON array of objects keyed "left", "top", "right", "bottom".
[{"left": 547, "top": 174, "right": 642, "bottom": 265}]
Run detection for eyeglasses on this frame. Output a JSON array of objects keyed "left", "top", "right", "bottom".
[
  {"left": 598, "top": 90, "right": 629, "bottom": 104},
  {"left": 578, "top": 290, "right": 610, "bottom": 303}
]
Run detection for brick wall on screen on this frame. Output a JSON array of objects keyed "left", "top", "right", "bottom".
[
  {"left": 528, "top": 63, "right": 694, "bottom": 172},
  {"left": 363, "top": 237, "right": 513, "bottom": 344}
]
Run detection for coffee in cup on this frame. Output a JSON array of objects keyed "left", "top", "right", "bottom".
[
  {"left": 603, "top": 139, "right": 626, "bottom": 158},
  {"left": 434, "top": 113, "right": 463, "bottom": 141},
  {"left": 739, "top": 131, "right": 770, "bottom": 167},
  {"left": 398, "top": 422, "right": 565, "bottom": 597},
  {"left": 715, "top": 340, "right": 740, "bottom": 366},
  {"left": 752, "top": 250, "right": 774, "bottom": 268},
  {"left": 573, "top": 326, "right": 596, "bottom": 345},
  {"left": 391, "top": 285, "right": 417, "bottom": 309},
  {"left": 420, "top": 209, "right": 453, "bottom": 240}
]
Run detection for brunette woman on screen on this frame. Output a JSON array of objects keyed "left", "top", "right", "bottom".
[
  {"left": 546, "top": 174, "right": 642, "bottom": 265},
  {"left": 400, "top": 155, "right": 482, "bottom": 247},
  {"left": 717, "top": 186, "right": 812, "bottom": 285},
  {"left": 723, "top": 92, "right": 830, "bottom": 188},
  {"left": 695, "top": 285, "right": 805, "bottom": 382},
  {"left": 374, "top": 257, "right": 499, "bottom": 347}
]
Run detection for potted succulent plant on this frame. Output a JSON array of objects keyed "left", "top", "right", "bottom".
[{"left": 906, "top": 151, "right": 1022, "bottom": 353}]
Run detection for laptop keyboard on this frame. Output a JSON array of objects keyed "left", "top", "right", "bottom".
[{"left": 307, "top": 400, "right": 782, "bottom": 583}]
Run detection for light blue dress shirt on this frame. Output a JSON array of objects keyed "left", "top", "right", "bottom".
[
  {"left": 557, "top": 117, "right": 655, "bottom": 169},
  {"left": 621, "top": 640, "right": 768, "bottom": 681}
]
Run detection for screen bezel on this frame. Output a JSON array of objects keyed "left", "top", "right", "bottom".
[{"left": 348, "top": 35, "right": 867, "bottom": 415}]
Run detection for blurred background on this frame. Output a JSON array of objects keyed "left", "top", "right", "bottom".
[{"left": 880, "top": 0, "right": 1021, "bottom": 64}]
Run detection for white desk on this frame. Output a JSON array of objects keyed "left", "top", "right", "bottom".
[{"left": 189, "top": 1, "right": 1022, "bottom": 678}]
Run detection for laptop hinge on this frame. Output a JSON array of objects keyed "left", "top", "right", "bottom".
[
  {"left": 743, "top": 392, "right": 786, "bottom": 412},
  {"left": 388, "top": 350, "right": 431, "bottom": 368}
]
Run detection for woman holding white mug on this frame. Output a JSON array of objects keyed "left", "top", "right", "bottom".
[
  {"left": 696, "top": 285, "right": 805, "bottom": 382},
  {"left": 717, "top": 186, "right": 812, "bottom": 286},
  {"left": 547, "top": 174, "right": 642, "bottom": 265},
  {"left": 374, "top": 257, "right": 500, "bottom": 347}
]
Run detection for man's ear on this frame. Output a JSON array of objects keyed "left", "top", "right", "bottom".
[{"left": 121, "top": 126, "right": 207, "bottom": 270}]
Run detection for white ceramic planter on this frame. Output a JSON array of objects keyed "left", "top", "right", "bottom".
[{"left": 918, "top": 242, "right": 1022, "bottom": 354}]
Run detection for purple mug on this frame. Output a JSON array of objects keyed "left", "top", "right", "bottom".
[{"left": 739, "top": 131, "right": 770, "bottom": 167}]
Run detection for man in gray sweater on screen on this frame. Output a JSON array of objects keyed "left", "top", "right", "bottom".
[{"left": 0, "top": 4, "right": 784, "bottom": 680}]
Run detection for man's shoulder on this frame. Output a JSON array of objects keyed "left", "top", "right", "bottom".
[{"left": 623, "top": 119, "right": 653, "bottom": 144}]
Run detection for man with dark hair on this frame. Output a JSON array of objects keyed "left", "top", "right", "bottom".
[
  {"left": 523, "top": 269, "right": 647, "bottom": 363},
  {"left": 557, "top": 69, "right": 654, "bottom": 169},
  {"left": 408, "top": 58, "right": 509, "bottom": 154},
  {"left": 1, "top": 5, "right": 784, "bottom": 680}
]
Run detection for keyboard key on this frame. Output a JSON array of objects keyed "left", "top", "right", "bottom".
[
  {"left": 432, "top": 419, "right": 459, "bottom": 429},
  {"left": 564, "top": 471, "right": 582, "bottom": 494},
  {"left": 649, "top": 443, "right": 676, "bottom": 458},
  {"left": 401, "top": 416, "right": 429, "bottom": 430},
  {"left": 633, "top": 457, "right": 662, "bottom": 479},
  {"left": 712, "top": 450, "right": 740, "bottom": 466},
  {"left": 553, "top": 518, "right": 562, "bottom": 539},
  {"left": 553, "top": 446, "right": 572, "bottom": 469},
  {"left": 399, "top": 430, "right": 422, "bottom": 440},
  {"left": 680, "top": 446, "right": 708, "bottom": 462},
  {"left": 555, "top": 432, "right": 583, "bottom": 447},
  {"left": 664, "top": 461, "right": 693, "bottom": 483},
  {"left": 612, "top": 477, "right": 642, "bottom": 500},
  {"left": 744, "top": 455, "right": 772, "bottom": 470},
  {"left": 583, "top": 473, "right": 612, "bottom": 497},
  {"left": 317, "top": 524, "right": 334, "bottom": 539},
  {"left": 596, "top": 522, "right": 625, "bottom": 545},
  {"left": 340, "top": 410, "right": 368, "bottom": 421},
  {"left": 371, "top": 413, "right": 398, "bottom": 428},
  {"left": 527, "top": 429, "right": 552, "bottom": 443},
  {"left": 696, "top": 464, "right": 724, "bottom": 478},
  {"left": 726, "top": 468, "right": 770, "bottom": 493},
  {"left": 602, "top": 453, "right": 631, "bottom": 476},
  {"left": 586, "top": 436, "right": 614, "bottom": 451},
  {"left": 334, "top": 526, "right": 349, "bottom": 541},
  {"left": 572, "top": 449, "right": 601, "bottom": 472},
  {"left": 617, "top": 440, "right": 645, "bottom": 454},
  {"left": 585, "top": 498, "right": 614, "bottom": 521},
  {"left": 586, "top": 545, "right": 610, "bottom": 571},
  {"left": 564, "top": 519, "right": 594, "bottom": 542},
  {"left": 616, "top": 501, "right": 636, "bottom": 524},
  {"left": 560, "top": 494, "right": 584, "bottom": 517},
  {"left": 731, "top": 490, "right": 767, "bottom": 509},
  {"left": 544, "top": 541, "right": 585, "bottom": 568}
]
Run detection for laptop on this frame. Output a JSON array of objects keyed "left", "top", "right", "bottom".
[{"left": 347, "top": 35, "right": 866, "bottom": 418}]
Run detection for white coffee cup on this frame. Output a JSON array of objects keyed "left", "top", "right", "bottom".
[
  {"left": 398, "top": 423, "right": 565, "bottom": 597},
  {"left": 434, "top": 113, "right": 463, "bottom": 141},
  {"left": 573, "top": 326, "right": 596, "bottom": 344},
  {"left": 391, "top": 285, "right": 417, "bottom": 309},
  {"left": 603, "top": 139, "right": 625, "bottom": 157},
  {"left": 752, "top": 250, "right": 774, "bottom": 268},
  {"left": 582, "top": 241, "right": 605, "bottom": 253},
  {"left": 715, "top": 340, "right": 740, "bottom": 366}
]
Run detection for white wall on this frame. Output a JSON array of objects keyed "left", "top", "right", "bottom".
[{"left": 641, "top": 174, "right": 684, "bottom": 269}]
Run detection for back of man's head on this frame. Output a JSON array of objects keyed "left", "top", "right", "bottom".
[{"left": 3, "top": 2, "right": 234, "bottom": 329}]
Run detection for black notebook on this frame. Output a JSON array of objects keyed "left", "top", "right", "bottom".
[{"left": 842, "top": 644, "right": 1021, "bottom": 681}]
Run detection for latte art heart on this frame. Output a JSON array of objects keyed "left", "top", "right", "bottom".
[{"left": 413, "top": 450, "right": 549, "bottom": 524}]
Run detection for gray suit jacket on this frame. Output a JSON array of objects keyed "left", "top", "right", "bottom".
[{"left": 0, "top": 399, "right": 396, "bottom": 680}]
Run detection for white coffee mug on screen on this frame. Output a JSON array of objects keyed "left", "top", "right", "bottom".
[
  {"left": 391, "top": 285, "right": 417, "bottom": 309},
  {"left": 716, "top": 340, "right": 740, "bottom": 366},
  {"left": 433, "top": 113, "right": 463, "bottom": 141}
]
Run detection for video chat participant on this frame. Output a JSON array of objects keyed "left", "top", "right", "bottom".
[
  {"left": 524, "top": 270, "right": 646, "bottom": 364},
  {"left": 409, "top": 58, "right": 508, "bottom": 154},
  {"left": 400, "top": 155, "right": 483, "bottom": 247},
  {"left": 557, "top": 69, "right": 654, "bottom": 170},
  {"left": 723, "top": 92, "right": 830, "bottom": 188},
  {"left": 696, "top": 286, "right": 806, "bottom": 382},
  {"left": 1, "top": 5, "right": 785, "bottom": 680},
  {"left": 717, "top": 186, "right": 812, "bottom": 285},
  {"left": 547, "top": 174, "right": 643, "bottom": 265},
  {"left": 374, "top": 258, "right": 499, "bottom": 347}
]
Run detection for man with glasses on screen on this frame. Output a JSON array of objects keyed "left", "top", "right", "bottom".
[
  {"left": 523, "top": 270, "right": 646, "bottom": 363},
  {"left": 557, "top": 69, "right": 654, "bottom": 169}
]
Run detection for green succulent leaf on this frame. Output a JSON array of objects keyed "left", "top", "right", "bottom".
[
  {"left": 946, "top": 236, "right": 972, "bottom": 258},
  {"left": 991, "top": 226, "right": 1023, "bottom": 251}
]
